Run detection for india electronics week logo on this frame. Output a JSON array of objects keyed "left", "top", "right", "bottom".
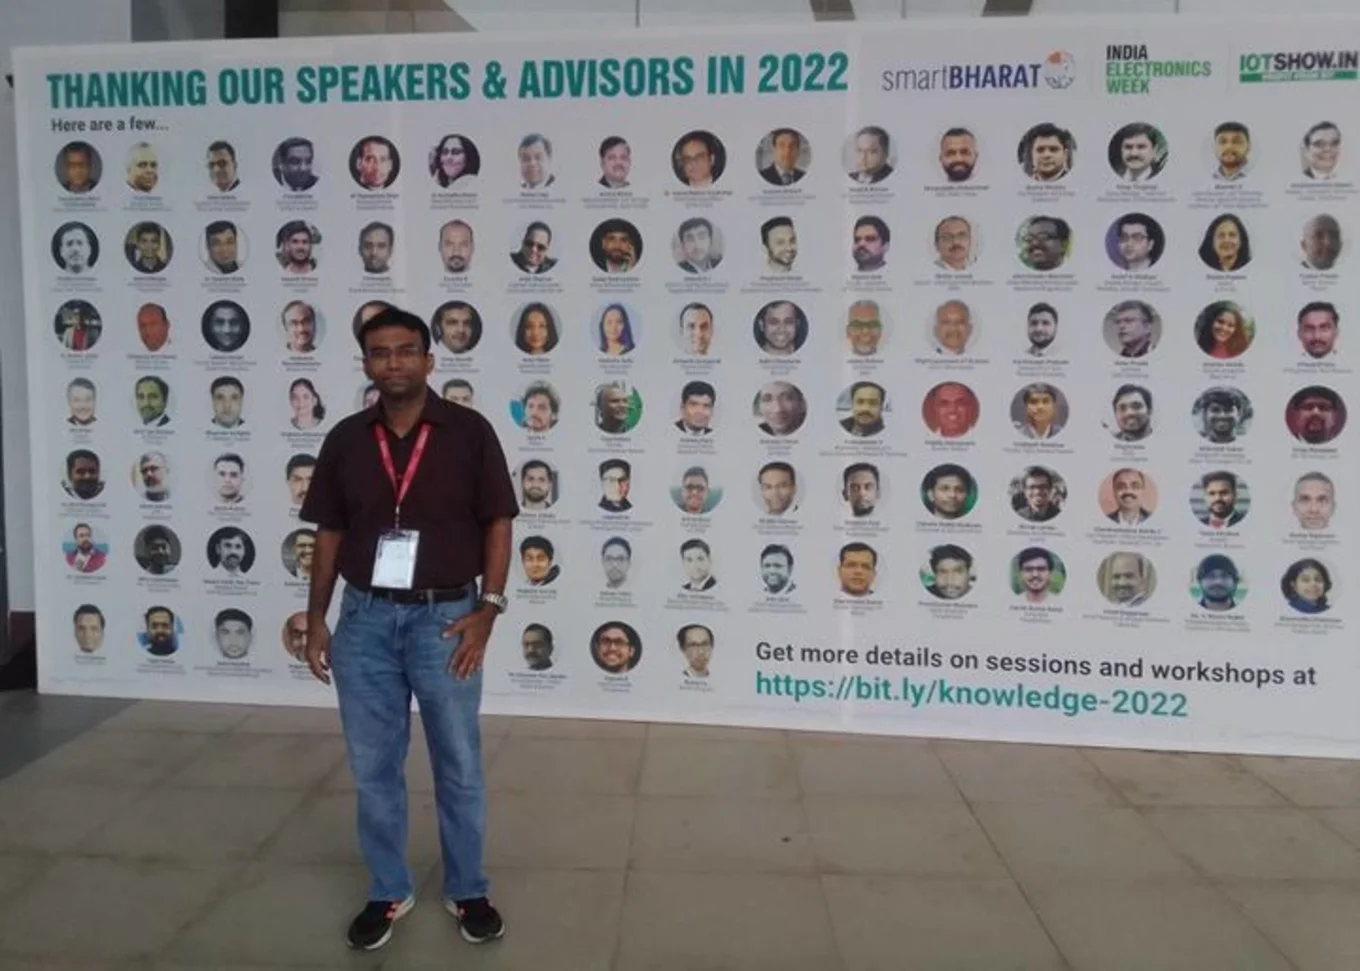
[
  {"left": 880, "top": 50, "right": 1075, "bottom": 93},
  {"left": 1105, "top": 44, "right": 1211, "bottom": 95},
  {"left": 1239, "top": 49, "right": 1360, "bottom": 83}
]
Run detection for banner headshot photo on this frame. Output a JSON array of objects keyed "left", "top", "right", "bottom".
[
  {"left": 431, "top": 300, "right": 482, "bottom": 355},
  {"left": 1097, "top": 552, "right": 1156, "bottom": 608},
  {"left": 1100, "top": 467, "right": 1157, "bottom": 526},
  {"left": 1300, "top": 120, "right": 1341, "bottom": 180},
  {"left": 429, "top": 133, "right": 480, "bottom": 187},
  {"left": 1107, "top": 122, "right": 1167, "bottom": 182},
  {"left": 51, "top": 222, "right": 98, "bottom": 274},
  {"left": 672, "top": 129, "right": 725, "bottom": 188},
  {"left": 272, "top": 136, "right": 319, "bottom": 191},
  {"left": 590, "top": 621, "right": 642, "bottom": 674},
  {"left": 205, "top": 140, "right": 239, "bottom": 192},
  {"left": 53, "top": 301, "right": 101, "bottom": 353},
  {"left": 1197, "top": 213, "right": 1252, "bottom": 273},
  {"left": 756, "top": 127, "right": 809, "bottom": 186},
  {"left": 1017, "top": 123, "right": 1074, "bottom": 182},
  {"left": 55, "top": 141, "right": 101, "bottom": 194},
  {"left": 349, "top": 134, "right": 401, "bottom": 190}
]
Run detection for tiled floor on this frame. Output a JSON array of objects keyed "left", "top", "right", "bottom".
[{"left": 0, "top": 694, "right": 1357, "bottom": 969}]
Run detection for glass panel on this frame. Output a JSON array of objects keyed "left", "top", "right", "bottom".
[
  {"left": 447, "top": 0, "right": 636, "bottom": 32},
  {"left": 639, "top": 0, "right": 814, "bottom": 27}
]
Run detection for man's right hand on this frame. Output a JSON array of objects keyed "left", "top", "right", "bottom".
[{"left": 306, "top": 618, "right": 333, "bottom": 685}]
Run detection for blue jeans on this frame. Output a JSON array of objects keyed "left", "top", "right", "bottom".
[{"left": 330, "top": 583, "right": 488, "bottom": 903}]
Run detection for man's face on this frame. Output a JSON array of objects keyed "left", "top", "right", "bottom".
[
  {"left": 765, "top": 226, "right": 797, "bottom": 270},
  {"left": 1020, "top": 557, "right": 1050, "bottom": 596},
  {"left": 931, "top": 475, "right": 967, "bottom": 517},
  {"left": 838, "top": 551, "right": 875, "bottom": 596},
  {"left": 147, "top": 538, "right": 171, "bottom": 567},
  {"left": 761, "top": 553, "right": 791, "bottom": 591},
  {"left": 1026, "top": 391, "right": 1056, "bottom": 429},
  {"left": 293, "top": 534, "right": 315, "bottom": 572},
  {"left": 208, "top": 148, "right": 237, "bottom": 190},
  {"left": 855, "top": 133, "right": 886, "bottom": 175},
  {"left": 1298, "top": 310, "right": 1338, "bottom": 357},
  {"left": 934, "top": 557, "right": 971, "bottom": 599},
  {"left": 1121, "top": 133, "right": 1155, "bottom": 174},
  {"left": 1115, "top": 308, "right": 1151, "bottom": 350},
  {"left": 601, "top": 142, "right": 631, "bottom": 184},
  {"left": 217, "top": 534, "right": 246, "bottom": 570},
  {"left": 60, "top": 229, "right": 91, "bottom": 272},
  {"left": 1024, "top": 475, "right": 1053, "bottom": 514},
  {"left": 601, "top": 386, "right": 630, "bottom": 425},
  {"left": 73, "top": 526, "right": 94, "bottom": 551},
  {"left": 845, "top": 471, "right": 878, "bottom": 515},
  {"left": 1204, "top": 480, "right": 1237, "bottom": 519},
  {"left": 147, "top": 610, "right": 174, "bottom": 645},
  {"left": 216, "top": 461, "right": 243, "bottom": 500},
  {"left": 282, "top": 145, "right": 314, "bottom": 189},
  {"left": 1025, "top": 220, "right": 1065, "bottom": 270},
  {"left": 128, "top": 147, "right": 158, "bottom": 191},
  {"left": 602, "top": 544, "right": 630, "bottom": 584},
  {"left": 1215, "top": 129, "right": 1250, "bottom": 171},
  {"left": 773, "top": 132, "right": 800, "bottom": 169},
  {"left": 935, "top": 385, "right": 973, "bottom": 437},
  {"left": 682, "top": 309, "right": 713, "bottom": 354},
  {"left": 1295, "top": 395, "right": 1339, "bottom": 442},
  {"left": 1306, "top": 126, "right": 1341, "bottom": 176},
  {"left": 682, "top": 394, "right": 713, "bottom": 430},
  {"left": 760, "top": 470, "right": 794, "bottom": 515},
  {"left": 939, "top": 135, "right": 976, "bottom": 181},
  {"left": 521, "top": 467, "right": 551, "bottom": 503},
  {"left": 520, "top": 228, "right": 550, "bottom": 269},
  {"left": 595, "top": 627, "right": 634, "bottom": 672},
  {"left": 681, "top": 475, "right": 708, "bottom": 513},
  {"left": 445, "top": 385, "right": 473, "bottom": 407},
  {"left": 681, "top": 628, "right": 713, "bottom": 674},
  {"left": 1113, "top": 470, "right": 1145, "bottom": 513},
  {"left": 285, "top": 614, "right": 308, "bottom": 659},
  {"left": 285, "top": 231, "right": 312, "bottom": 267},
  {"left": 1302, "top": 218, "right": 1341, "bottom": 268},
  {"left": 357, "top": 141, "right": 392, "bottom": 188},
  {"left": 69, "top": 458, "right": 100, "bottom": 498},
  {"left": 1293, "top": 478, "right": 1334, "bottom": 530},
  {"left": 850, "top": 387, "right": 883, "bottom": 431},
  {"left": 601, "top": 467, "right": 629, "bottom": 503},
  {"left": 1027, "top": 311, "right": 1057, "bottom": 349},
  {"left": 1200, "top": 566, "right": 1237, "bottom": 604},
  {"left": 208, "top": 229, "right": 237, "bottom": 270},
  {"left": 210, "top": 308, "right": 245, "bottom": 351},
  {"left": 519, "top": 141, "right": 551, "bottom": 185},
  {"left": 601, "top": 230, "right": 633, "bottom": 266},
  {"left": 136, "top": 381, "right": 166, "bottom": 422},
  {"left": 522, "top": 629, "right": 552, "bottom": 666},
  {"left": 759, "top": 383, "right": 801, "bottom": 434},
  {"left": 140, "top": 454, "right": 167, "bottom": 490},
  {"left": 682, "top": 546, "right": 711, "bottom": 583},
  {"left": 680, "top": 225, "right": 712, "bottom": 264},
  {"left": 522, "top": 546, "right": 551, "bottom": 583},
  {"left": 288, "top": 465, "right": 313, "bottom": 504},
  {"left": 1117, "top": 221, "right": 1153, "bottom": 266},
  {"left": 440, "top": 224, "right": 473, "bottom": 272},
  {"left": 1205, "top": 401, "right": 1239, "bottom": 440},
  {"left": 440, "top": 308, "right": 475, "bottom": 352},
  {"left": 68, "top": 385, "right": 95, "bottom": 422},
  {"left": 847, "top": 304, "right": 882, "bottom": 355},
  {"left": 75, "top": 613, "right": 103, "bottom": 651},
  {"left": 138, "top": 306, "right": 169, "bottom": 350},
  {"left": 680, "top": 138, "right": 714, "bottom": 185},
  {"left": 63, "top": 150, "right": 92, "bottom": 190},
  {"left": 762, "top": 304, "right": 798, "bottom": 352},
  {"left": 213, "top": 385, "right": 243, "bottom": 424},
  {"left": 1030, "top": 136, "right": 1067, "bottom": 179},
  {"left": 935, "top": 303, "right": 971, "bottom": 353},
  {"left": 284, "top": 305, "right": 316, "bottom": 351},
  {"left": 853, "top": 225, "right": 886, "bottom": 267},
  {"left": 361, "top": 229, "right": 392, "bottom": 273},
  {"left": 217, "top": 620, "right": 252, "bottom": 659},
  {"left": 1114, "top": 393, "right": 1150, "bottom": 436},
  {"left": 935, "top": 220, "right": 971, "bottom": 269},
  {"left": 137, "top": 232, "right": 160, "bottom": 262}
]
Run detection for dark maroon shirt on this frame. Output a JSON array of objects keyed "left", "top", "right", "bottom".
[{"left": 300, "top": 390, "right": 518, "bottom": 590}]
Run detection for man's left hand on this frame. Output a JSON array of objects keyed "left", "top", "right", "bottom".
[{"left": 443, "top": 605, "right": 497, "bottom": 680}]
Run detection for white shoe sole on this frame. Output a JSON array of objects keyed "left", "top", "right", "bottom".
[
  {"left": 443, "top": 899, "right": 506, "bottom": 944},
  {"left": 350, "top": 894, "right": 416, "bottom": 951}
]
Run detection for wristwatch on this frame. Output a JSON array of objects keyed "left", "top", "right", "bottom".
[{"left": 479, "top": 591, "right": 508, "bottom": 614}]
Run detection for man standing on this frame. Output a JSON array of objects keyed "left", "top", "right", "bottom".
[{"left": 300, "top": 306, "right": 517, "bottom": 951}]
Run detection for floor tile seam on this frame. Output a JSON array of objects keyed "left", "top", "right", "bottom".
[
  {"left": 1227, "top": 753, "right": 1329, "bottom": 811},
  {"left": 607, "top": 772, "right": 646, "bottom": 971},
  {"left": 1308, "top": 809, "right": 1360, "bottom": 849}
]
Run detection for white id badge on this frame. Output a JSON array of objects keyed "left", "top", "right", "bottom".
[{"left": 373, "top": 530, "right": 420, "bottom": 589}]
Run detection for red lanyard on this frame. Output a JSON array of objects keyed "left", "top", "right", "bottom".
[{"left": 374, "top": 423, "right": 431, "bottom": 528}]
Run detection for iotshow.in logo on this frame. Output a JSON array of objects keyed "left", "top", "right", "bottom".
[
  {"left": 880, "top": 50, "right": 1076, "bottom": 93},
  {"left": 1239, "top": 50, "right": 1359, "bottom": 83}
]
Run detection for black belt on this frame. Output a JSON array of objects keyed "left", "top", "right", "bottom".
[{"left": 368, "top": 584, "right": 474, "bottom": 605}]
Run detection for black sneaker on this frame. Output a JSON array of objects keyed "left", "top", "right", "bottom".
[
  {"left": 445, "top": 896, "right": 505, "bottom": 944},
  {"left": 346, "top": 895, "right": 415, "bottom": 951}
]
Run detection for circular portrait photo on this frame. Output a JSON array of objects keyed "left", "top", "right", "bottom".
[
  {"left": 73, "top": 604, "right": 104, "bottom": 654},
  {"left": 429, "top": 133, "right": 480, "bottom": 187},
  {"left": 837, "top": 542, "right": 878, "bottom": 598},
  {"left": 209, "top": 451, "right": 249, "bottom": 506},
  {"left": 1105, "top": 213, "right": 1164, "bottom": 272},
  {"left": 673, "top": 217, "right": 724, "bottom": 274},
  {"left": 133, "top": 375, "right": 172, "bottom": 428},
  {"left": 753, "top": 300, "right": 807, "bottom": 357},
  {"left": 1024, "top": 302, "right": 1060, "bottom": 356},
  {"left": 280, "top": 300, "right": 323, "bottom": 355},
  {"left": 276, "top": 220, "right": 321, "bottom": 275},
  {"left": 1286, "top": 386, "right": 1346, "bottom": 445},
  {"left": 1018, "top": 123, "right": 1074, "bottom": 182},
  {"left": 64, "top": 377, "right": 97, "bottom": 427},
  {"left": 597, "top": 458, "right": 632, "bottom": 513},
  {"left": 206, "top": 526, "right": 256, "bottom": 575},
  {"left": 131, "top": 450, "right": 171, "bottom": 503},
  {"left": 63, "top": 522, "right": 109, "bottom": 575},
  {"left": 846, "top": 299, "right": 888, "bottom": 357},
  {"left": 1210, "top": 121, "right": 1251, "bottom": 182},
  {"left": 1108, "top": 122, "right": 1168, "bottom": 182},
  {"left": 510, "top": 221, "right": 556, "bottom": 275},
  {"left": 590, "top": 620, "right": 642, "bottom": 674},
  {"left": 594, "top": 381, "right": 643, "bottom": 435},
  {"left": 1011, "top": 547, "right": 1067, "bottom": 604},
  {"left": 1297, "top": 301, "right": 1339, "bottom": 360},
  {"left": 1301, "top": 213, "right": 1343, "bottom": 271},
  {"left": 272, "top": 136, "right": 319, "bottom": 191},
  {"left": 135, "top": 303, "right": 171, "bottom": 353},
  {"left": 1103, "top": 300, "right": 1160, "bottom": 359},
  {"left": 1300, "top": 121, "right": 1341, "bottom": 181},
  {"left": 201, "top": 300, "right": 251, "bottom": 353},
  {"left": 677, "top": 624, "right": 715, "bottom": 679},
  {"left": 282, "top": 528, "right": 316, "bottom": 579},
  {"left": 518, "top": 535, "right": 560, "bottom": 588},
  {"left": 676, "top": 302, "right": 715, "bottom": 357},
  {"left": 936, "top": 126, "right": 979, "bottom": 183},
  {"left": 200, "top": 220, "right": 246, "bottom": 275},
  {"left": 125, "top": 142, "right": 160, "bottom": 193},
  {"left": 52, "top": 222, "right": 99, "bottom": 275},
  {"left": 1292, "top": 471, "right": 1335, "bottom": 532},
  {"left": 1015, "top": 215, "right": 1070, "bottom": 271},
  {"left": 54, "top": 299, "right": 103, "bottom": 352},
  {"left": 1193, "top": 386, "right": 1253, "bottom": 445},
  {"left": 352, "top": 300, "right": 396, "bottom": 341},
  {"left": 511, "top": 301, "right": 560, "bottom": 356},
  {"left": 756, "top": 127, "right": 810, "bottom": 186},
  {"left": 204, "top": 140, "right": 239, "bottom": 193},
  {"left": 671, "top": 465, "right": 722, "bottom": 516},
  {"left": 134, "top": 524, "right": 181, "bottom": 576},
  {"left": 1009, "top": 465, "right": 1066, "bottom": 523},
  {"left": 431, "top": 300, "right": 482, "bottom": 355},
  {"left": 931, "top": 299, "right": 976, "bottom": 356},
  {"left": 440, "top": 378, "right": 474, "bottom": 409},
  {"left": 1097, "top": 551, "right": 1156, "bottom": 607},
  {"left": 852, "top": 215, "right": 890, "bottom": 272},
  {"left": 845, "top": 125, "right": 895, "bottom": 184},
  {"left": 516, "top": 133, "right": 555, "bottom": 190},
  {"left": 677, "top": 538, "right": 715, "bottom": 593},
  {"left": 512, "top": 381, "right": 560, "bottom": 434},
  {"left": 1010, "top": 382, "right": 1068, "bottom": 441},
  {"left": 1107, "top": 384, "right": 1154, "bottom": 442},
  {"left": 594, "top": 302, "right": 638, "bottom": 357},
  {"left": 590, "top": 218, "right": 643, "bottom": 274},
  {"left": 1194, "top": 301, "right": 1254, "bottom": 360},
  {"left": 1198, "top": 214, "right": 1252, "bottom": 273},
  {"left": 1191, "top": 554, "right": 1246, "bottom": 612},
  {"left": 672, "top": 130, "right": 726, "bottom": 188},
  {"left": 597, "top": 135, "right": 632, "bottom": 190},
  {"left": 357, "top": 221, "right": 394, "bottom": 275},
  {"left": 285, "top": 453, "right": 315, "bottom": 508},
  {"left": 922, "top": 381, "right": 979, "bottom": 439},
  {"left": 138, "top": 606, "right": 182, "bottom": 658},
  {"left": 1099, "top": 467, "right": 1158, "bottom": 526},
  {"left": 282, "top": 611, "right": 309, "bottom": 663},
  {"left": 355, "top": 382, "right": 380, "bottom": 411},
  {"left": 921, "top": 463, "right": 977, "bottom": 521},
  {"left": 516, "top": 459, "right": 558, "bottom": 512},
  {"left": 55, "top": 141, "right": 102, "bottom": 194},
  {"left": 838, "top": 381, "right": 887, "bottom": 438},
  {"left": 287, "top": 378, "right": 327, "bottom": 432},
  {"left": 208, "top": 378, "right": 245, "bottom": 436},
  {"left": 521, "top": 623, "right": 555, "bottom": 671},
  {"left": 1282, "top": 558, "right": 1334, "bottom": 615},
  {"left": 438, "top": 219, "right": 474, "bottom": 275},
  {"left": 212, "top": 608, "right": 254, "bottom": 660},
  {"left": 1190, "top": 470, "right": 1251, "bottom": 528},
  {"left": 62, "top": 448, "right": 104, "bottom": 501},
  {"left": 921, "top": 544, "right": 975, "bottom": 601},
  {"left": 841, "top": 462, "right": 883, "bottom": 519},
  {"left": 932, "top": 216, "right": 979, "bottom": 272},
  {"left": 755, "top": 460, "right": 798, "bottom": 518},
  {"left": 125, "top": 222, "right": 173, "bottom": 274},
  {"left": 759, "top": 216, "right": 799, "bottom": 275},
  {"left": 349, "top": 135, "right": 400, "bottom": 191}
]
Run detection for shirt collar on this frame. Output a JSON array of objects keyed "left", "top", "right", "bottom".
[{"left": 366, "top": 388, "right": 448, "bottom": 428}]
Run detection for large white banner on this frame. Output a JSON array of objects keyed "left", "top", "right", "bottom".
[{"left": 14, "top": 16, "right": 1360, "bottom": 757}]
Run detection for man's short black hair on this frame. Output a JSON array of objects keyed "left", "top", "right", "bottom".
[
  {"left": 357, "top": 306, "right": 431, "bottom": 353},
  {"left": 215, "top": 607, "right": 252, "bottom": 629},
  {"left": 520, "top": 536, "right": 554, "bottom": 558}
]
